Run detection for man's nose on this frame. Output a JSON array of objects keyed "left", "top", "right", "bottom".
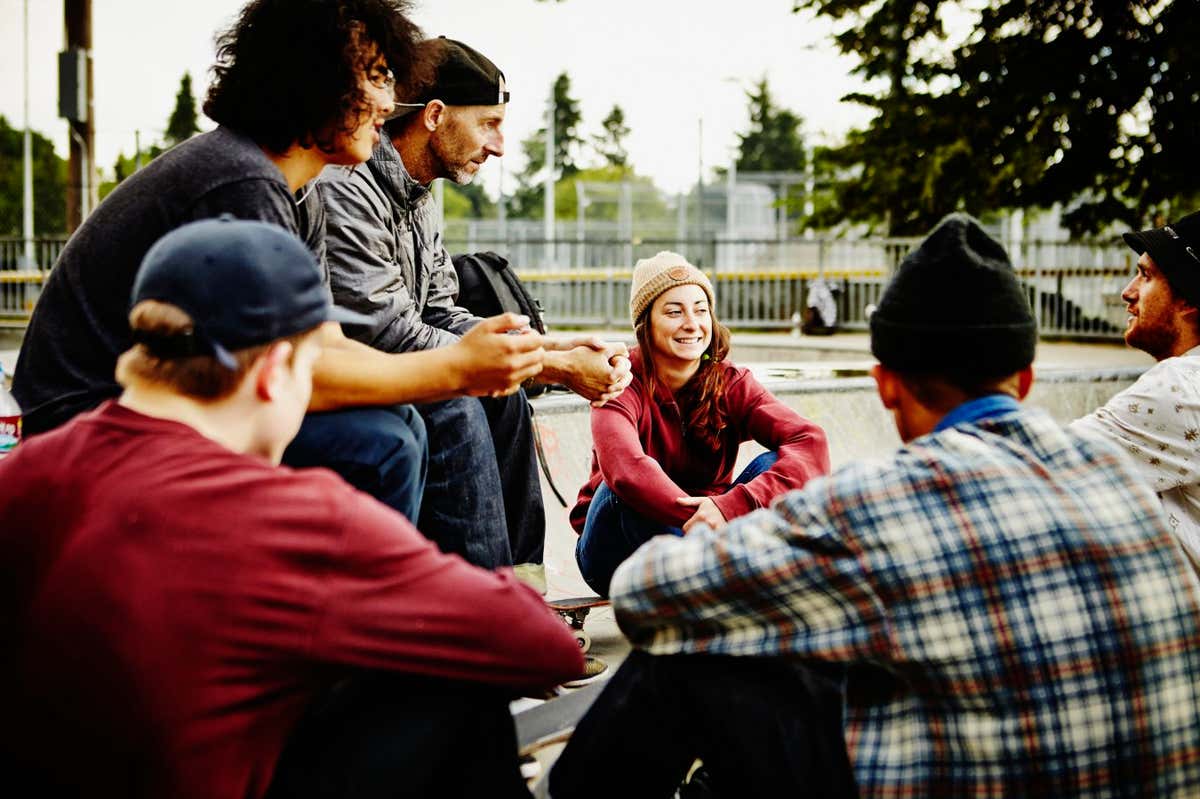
[
  {"left": 1121, "top": 279, "right": 1138, "bottom": 304},
  {"left": 376, "top": 86, "right": 395, "bottom": 118},
  {"left": 488, "top": 132, "right": 505, "bottom": 158}
]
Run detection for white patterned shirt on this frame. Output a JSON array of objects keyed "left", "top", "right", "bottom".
[{"left": 1071, "top": 346, "right": 1200, "bottom": 566}]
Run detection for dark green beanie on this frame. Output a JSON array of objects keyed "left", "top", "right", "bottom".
[{"left": 869, "top": 213, "right": 1036, "bottom": 376}]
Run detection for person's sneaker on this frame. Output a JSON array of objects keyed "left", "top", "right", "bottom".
[
  {"left": 519, "top": 753, "right": 542, "bottom": 782},
  {"left": 561, "top": 655, "right": 608, "bottom": 688},
  {"left": 513, "top": 562, "right": 547, "bottom": 595},
  {"left": 677, "top": 765, "right": 720, "bottom": 798}
]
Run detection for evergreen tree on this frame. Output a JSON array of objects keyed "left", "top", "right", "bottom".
[
  {"left": 164, "top": 72, "right": 200, "bottom": 146},
  {"left": 0, "top": 116, "right": 67, "bottom": 237},
  {"left": 732, "top": 79, "right": 809, "bottom": 231},
  {"left": 593, "top": 105, "right": 631, "bottom": 170},
  {"left": 795, "top": 0, "right": 1200, "bottom": 234},
  {"left": 736, "top": 79, "right": 806, "bottom": 174},
  {"left": 510, "top": 72, "right": 585, "bottom": 218}
]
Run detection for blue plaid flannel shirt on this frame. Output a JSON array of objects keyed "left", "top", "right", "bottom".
[{"left": 611, "top": 407, "right": 1200, "bottom": 797}]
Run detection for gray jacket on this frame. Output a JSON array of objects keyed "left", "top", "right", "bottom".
[{"left": 321, "top": 136, "right": 479, "bottom": 353}]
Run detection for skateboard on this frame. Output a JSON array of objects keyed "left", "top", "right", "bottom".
[
  {"left": 546, "top": 595, "right": 610, "bottom": 653},
  {"left": 514, "top": 677, "right": 608, "bottom": 757}
]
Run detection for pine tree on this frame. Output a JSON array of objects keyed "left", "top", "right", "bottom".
[
  {"left": 593, "top": 105, "right": 631, "bottom": 170},
  {"left": 735, "top": 79, "right": 807, "bottom": 174},
  {"left": 510, "top": 72, "right": 585, "bottom": 218},
  {"left": 795, "top": 0, "right": 1200, "bottom": 234},
  {"left": 165, "top": 73, "right": 200, "bottom": 147}
]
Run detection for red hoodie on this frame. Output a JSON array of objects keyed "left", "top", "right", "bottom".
[
  {"left": 0, "top": 401, "right": 582, "bottom": 799},
  {"left": 571, "top": 348, "right": 830, "bottom": 532}
]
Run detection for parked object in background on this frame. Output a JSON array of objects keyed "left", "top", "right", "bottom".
[
  {"left": 802, "top": 278, "right": 838, "bottom": 335},
  {"left": 0, "top": 364, "right": 20, "bottom": 458}
]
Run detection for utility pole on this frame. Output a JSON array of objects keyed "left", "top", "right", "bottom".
[
  {"left": 497, "top": 156, "right": 507, "bottom": 243},
  {"left": 21, "top": 0, "right": 34, "bottom": 267},
  {"left": 696, "top": 117, "right": 704, "bottom": 266},
  {"left": 63, "top": 0, "right": 95, "bottom": 232},
  {"left": 543, "top": 84, "right": 556, "bottom": 267}
]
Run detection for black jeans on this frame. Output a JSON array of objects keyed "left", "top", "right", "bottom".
[
  {"left": 549, "top": 651, "right": 858, "bottom": 799},
  {"left": 267, "top": 673, "right": 531, "bottom": 799},
  {"left": 416, "top": 392, "right": 545, "bottom": 569}
]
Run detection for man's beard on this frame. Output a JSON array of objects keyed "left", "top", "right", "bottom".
[
  {"left": 430, "top": 135, "right": 477, "bottom": 186},
  {"left": 444, "top": 165, "right": 476, "bottom": 185},
  {"left": 1126, "top": 316, "right": 1179, "bottom": 361}
]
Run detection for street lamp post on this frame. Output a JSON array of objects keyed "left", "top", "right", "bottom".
[
  {"left": 543, "top": 84, "right": 555, "bottom": 268},
  {"left": 22, "top": 0, "right": 34, "bottom": 267}
]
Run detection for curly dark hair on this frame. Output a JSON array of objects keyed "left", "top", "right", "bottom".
[{"left": 203, "top": 0, "right": 432, "bottom": 154}]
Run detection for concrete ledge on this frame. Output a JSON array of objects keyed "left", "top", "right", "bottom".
[{"left": 531, "top": 364, "right": 1149, "bottom": 598}]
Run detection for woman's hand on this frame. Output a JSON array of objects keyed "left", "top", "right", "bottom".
[{"left": 676, "top": 496, "right": 727, "bottom": 534}]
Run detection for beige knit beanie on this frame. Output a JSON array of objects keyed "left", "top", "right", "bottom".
[{"left": 629, "top": 251, "right": 715, "bottom": 325}]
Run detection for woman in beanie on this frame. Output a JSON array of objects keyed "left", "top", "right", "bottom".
[{"left": 569, "top": 251, "right": 832, "bottom": 596}]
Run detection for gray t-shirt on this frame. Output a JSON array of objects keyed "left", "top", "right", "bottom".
[{"left": 14, "top": 126, "right": 325, "bottom": 433}]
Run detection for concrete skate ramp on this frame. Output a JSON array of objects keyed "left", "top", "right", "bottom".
[{"left": 533, "top": 364, "right": 1147, "bottom": 596}]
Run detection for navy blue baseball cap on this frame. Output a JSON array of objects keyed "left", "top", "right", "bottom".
[{"left": 130, "top": 216, "right": 369, "bottom": 368}]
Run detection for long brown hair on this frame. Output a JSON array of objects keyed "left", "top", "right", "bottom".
[{"left": 635, "top": 306, "right": 733, "bottom": 451}]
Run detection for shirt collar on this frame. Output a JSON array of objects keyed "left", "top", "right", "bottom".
[{"left": 935, "top": 394, "right": 1021, "bottom": 432}]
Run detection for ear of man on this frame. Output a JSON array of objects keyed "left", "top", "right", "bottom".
[
  {"left": 254, "top": 341, "right": 296, "bottom": 402},
  {"left": 871, "top": 364, "right": 901, "bottom": 411},
  {"left": 1174, "top": 298, "right": 1200, "bottom": 352},
  {"left": 1015, "top": 366, "right": 1034, "bottom": 400},
  {"left": 872, "top": 363, "right": 1035, "bottom": 442},
  {"left": 421, "top": 100, "right": 448, "bottom": 133}
]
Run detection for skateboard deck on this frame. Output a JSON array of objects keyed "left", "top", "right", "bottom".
[
  {"left": 514, "top": 677, "right": 608, "bottom": 757},
  {"left": 545, "top": 595, "right": 610, "bottom": 653}
]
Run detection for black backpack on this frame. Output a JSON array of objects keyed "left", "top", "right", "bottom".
[
  {"left": 452, "top": 251, "right": 553, "bottom": 398},
  {"left": 451, "top": 251, "right": 546, "bottom": 335}
]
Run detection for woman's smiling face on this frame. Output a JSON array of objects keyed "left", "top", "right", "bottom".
[{"left": 648, "top": 283, "right": 712, "bottom": 368}]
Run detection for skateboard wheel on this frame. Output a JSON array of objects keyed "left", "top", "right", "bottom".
[{"left": 573, "top": 629, "right": 591, "bottom": 653}]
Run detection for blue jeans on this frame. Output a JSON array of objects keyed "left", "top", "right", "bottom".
[
  {"left": 416, "top": 392, "right": 544, "bottom": 570},
  {"left": 282, "top": 404, "right": 427, "bottom": 523},
  {"left": 576, "top": 451, "right": 778, "bottom": 597}
]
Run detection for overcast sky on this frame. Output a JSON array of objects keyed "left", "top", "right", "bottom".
[{"left": 1, "top": 0, "right": 881, "bottom": 196}]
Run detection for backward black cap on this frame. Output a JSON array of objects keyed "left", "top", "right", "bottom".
[
  {"left": 414, "top": 36, "right": 507, "bottom": 107},
  {"left": 1122, "top": 209, "right": 1200, "bottom": 309},
  {"left": 870, "top": 213, "right": 1036, "bottom": 377}
]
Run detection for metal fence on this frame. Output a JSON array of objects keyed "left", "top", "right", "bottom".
[
  {"left": 0, "top": 234, "right": 1136, "bottom": 339},
  {"left": 522, "top": 268, "right": 888, "bottom": 331}
]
